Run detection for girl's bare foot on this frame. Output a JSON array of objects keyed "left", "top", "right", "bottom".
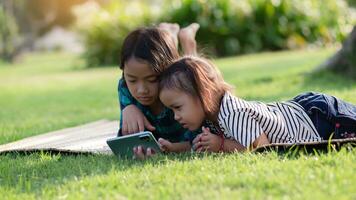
[
  {"left": 158, "top": 22, "right": 180, "bottom": 48},
  {"left": 178, "top": 23, "right": 200, "bottom": 55}
]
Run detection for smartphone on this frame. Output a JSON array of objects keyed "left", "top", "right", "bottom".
[{"left": 106, "top": 131, "right": 161, "bottom": 158}]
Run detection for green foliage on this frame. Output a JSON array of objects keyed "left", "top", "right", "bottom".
[
  {"left": 164, "top": 0, "right": 354, "bottom": 56},
  {"left": 78, "top": 0, "right": 355, "bottom": 67},
  {"left": 73, "top": 1, "right": 160, "bottom": 67},
  {"left": 0, "top": 6, "right": 19, "bottom": 62},
  {"left": 347, "top": 0, "right": 356, "bottom": 7}
]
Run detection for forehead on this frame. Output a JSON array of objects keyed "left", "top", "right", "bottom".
[
  {"left": 124, "top": 57, "right": 157, "bottom": 77},
  {"left": 160, "top": 88, "right": 188, "bottom": 103}
]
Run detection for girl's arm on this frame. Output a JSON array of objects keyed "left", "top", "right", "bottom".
[
  {"left": 118, "top": 79, "right": 155, "bottom": 134},
  {"left": 221, "top": 138, "right": 246, "bottom": 152},
  {"left": 223, "top": 133, "right": 270, "bottom": 152},
  {"left": 192, "top": 131, "right": 246, "bottom": 153},
  {"left": 118, "top": 78, "right": 135, "bottom": 111},
  {"left": 192, "top": 127, "right": 269, "bottom": 153},
  {"left": 252, "top": 133, "right": 270, "bottom": 149},
  {"left": 158, "top": 139, "right": 191, "bottom": 153}
]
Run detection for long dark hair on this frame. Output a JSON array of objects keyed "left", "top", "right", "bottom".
[{"left": 120, "top": 27, "right": 179, "bottom": 74}]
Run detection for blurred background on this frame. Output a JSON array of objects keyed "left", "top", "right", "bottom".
[
  {"left": 0, "top": 0, "right": 355, "bottom": 146},
  {"left": 0, "top": 0, "right": 355, "bottom": 73}
]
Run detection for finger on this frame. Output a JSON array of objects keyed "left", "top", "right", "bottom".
[
  {"left": 146, "top": 148, "right": 152, "bottom": 156},
  {"left": 194, "top": 141, "right": 204, "bottom": 150},
  {"left": 158, "top": 140, "right": 169, "bottom": 152},
  {"left": 199, "top": 141, "right": 210, "bottom": 147},
  {"left": 151, "top": 148, "right": 156, "bottom": 154},
  {"left": 140, "top": 146, "right": 146, "bottom": 155},
  {"left": 131, "top": 122, "right": 139, "bottom": 133},
  {"left": 203, "top": 146, "right": 210, "bottom": 152},
  {"left": 146, "top": 148, "right": 156, "bottom": 157},
  {"left": 138, "top": 118, "right": 145, "bottom": 132},
  {"left": 158, "top": 138, "right": 168, "bottom": 145},
  {"left": 205, "top": 146, "right": 210, "bottom": 152},
  {"left": 132, "top": 147, "right": 137, "bottom": 159},
  {"left": 192, "top": 134, "right": 202, "bottom": 144},
  {"left": 138, "top": 146, "right": 146, "bottom": 157},
  {"left": 144, "top": 117, "right": 156, "bottom": 131},
  {"left": 157, "top": 138, "right": 164, "bottom": 150},
  {"left": 202, "top": 129, "right": 209, "bottom": 135},
  {"left": 122, "top": 122, "right": 128, "bottom": 135},
  {"left": 128, "top": 123, "right": 134, "bottom": 134},
  {"left": 196, "top": 146, "right": 204, "bottom": 153},
  {"left": 200, "top": 134, "right": 211, "bottom": 142},
  {"left": 160, "top": 147, "right": 167, "bottom": 152},
  {"left": 134, "top": 146, "right": 145, "bottom": 160}
]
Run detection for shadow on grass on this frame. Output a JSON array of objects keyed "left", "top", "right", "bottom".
[
  {"left": 0, "top": 151, "right": 202, "bottom": 195},
  {"left": 236, "top": 70, "right": 355, "bottom": 102},
  {"left": 1, "top": 142, "right": 355, "bottom": 195},
  {"left": 302, "top": 71, "right": 356, "bottom": 91},
  {"left": 255, "top": 141, "right": 356, "bottom": 158}
]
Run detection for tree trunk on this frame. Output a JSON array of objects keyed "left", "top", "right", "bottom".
[{"left": 315, "top": 26, "right": 356, "bottom": 79}]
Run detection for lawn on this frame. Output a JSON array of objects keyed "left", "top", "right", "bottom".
[{"left": 0, "top": 49, "right": 355, "bottom": 199}]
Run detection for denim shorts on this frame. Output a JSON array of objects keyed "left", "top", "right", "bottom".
[{"left": 292, "top": 92, "right": 356, "bottom": 140}]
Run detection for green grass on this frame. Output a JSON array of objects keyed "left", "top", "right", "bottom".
[{"left": 0, "top": 49, "right": 355, "bottom": 199}]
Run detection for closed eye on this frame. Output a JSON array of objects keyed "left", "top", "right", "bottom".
[
  {"left": 147, "top": 78, "right": 158, "bottom": 83},
  {"left": 173, "top": 105, "right": 181, "bottom": 110}
]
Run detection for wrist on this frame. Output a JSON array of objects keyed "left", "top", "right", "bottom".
[{"left": 219, "top": 134, "right": 225, "bottom": 152}]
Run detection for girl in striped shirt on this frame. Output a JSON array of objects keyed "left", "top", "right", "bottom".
[{"left": 159, "top": 56, "right": 356, "bottom": 152}]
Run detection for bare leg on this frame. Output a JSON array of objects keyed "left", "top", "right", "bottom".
[
  {"left": 178, "top": 23, "right": 200, "bottom": 55},
  {"left": 158, "top": 22, "right": 180, "bottom": 48}
]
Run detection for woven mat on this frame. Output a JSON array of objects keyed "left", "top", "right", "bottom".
[
  {"left": 253, "top": 138, "right": 356, "bottom": 153},
  {"left": 0, "top": 119, "right": 355, "bottom": 155},
  {"left": 0, "top": 120, "right": 118, "bottom": 155}
]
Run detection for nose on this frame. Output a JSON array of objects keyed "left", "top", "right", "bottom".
[
  {"left": 174, "top": 112, "right": 181, "bottom": 121},
  {"left": 137, "top": 83, "right": 148, "bottom": 94}
]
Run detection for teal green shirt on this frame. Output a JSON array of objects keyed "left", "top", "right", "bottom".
[{"left": 118, "top": 78, "right": 197, "bottom": 143}]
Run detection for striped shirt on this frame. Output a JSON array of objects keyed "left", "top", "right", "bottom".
[{"left": 217, "top": 93, "right": 322, "bottom": 148}]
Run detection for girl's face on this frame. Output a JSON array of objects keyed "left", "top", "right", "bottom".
[
  {"left": 159, "top": 88, "right": 205, "bottom": 131},
  {"left": 124, "top": 57, "right": 159, "bottom": 106}
]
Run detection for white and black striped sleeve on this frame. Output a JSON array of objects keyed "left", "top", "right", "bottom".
[{"left": 224, "top": 111, "right": 263, "bottom": 148}]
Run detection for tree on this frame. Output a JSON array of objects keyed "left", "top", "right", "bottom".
[
  {"left": 0, "top": 0, "right": 87, "bottom": 62},
  {"left": 315, "top": 26, "right": 356, "bottom": 79},
  {"left": 0, "top": 2, "right": 19, "bottom": 62},
  {"left": 315, "top": 0, "right": 356, "bottom": 79}
]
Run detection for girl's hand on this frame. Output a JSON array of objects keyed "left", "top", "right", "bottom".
[
  {"left": 133, "top": 146, "right": 156, "bottom": 160},
  {"left": 122, "top": 105, "right": 156, "bottom": 135},
  {"left": 158, "top": 138, "right": 174, "bottom": 152},
  {"left": 193, "top": 126, "right": 222, "bottom": 153}
]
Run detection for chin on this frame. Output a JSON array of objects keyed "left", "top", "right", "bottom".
[
  {"left": 139, "top": 101, "right": 151, "bottom": 106},
  {"left": 190, "top": 125, "right": 201, "bottom": 131},
  {"left": 137, "top": 99, "right": 153, "bottom": 106}
]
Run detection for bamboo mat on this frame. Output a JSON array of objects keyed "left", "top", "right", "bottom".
[
  {"left": 0, "top": 120, "right": 118, "bottom": 155},
  {"left": 0, "top": 119, "right": 354, "bottom": 155},
  {"left": 253, "top": 138, "right": 356, "bottom": 153}
]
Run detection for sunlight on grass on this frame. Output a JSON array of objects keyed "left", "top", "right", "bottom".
[
  {"left": 0, "top": 148, "right": 355, "bottom": 199},
  {"left": 0, "top": 48, "right": 355, "bottom": 199}
]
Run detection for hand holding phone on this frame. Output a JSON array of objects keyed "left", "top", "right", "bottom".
[{"left": 106, "top": 131, "right": 161, "bottom": 158}]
